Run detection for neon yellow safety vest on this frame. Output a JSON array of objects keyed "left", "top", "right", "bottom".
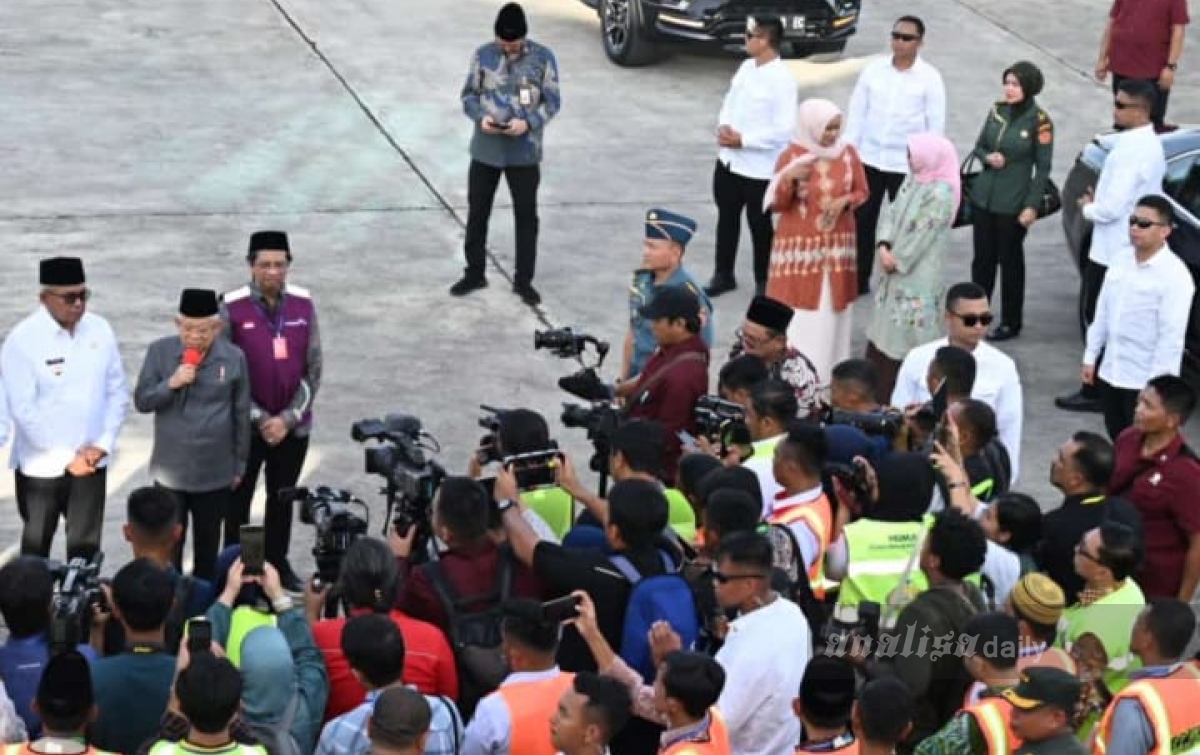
[
  {"left": 1058, "top": 579, "right": 1145, "bottom": 688},
  {"left": 664, "top": 488, "right": 697, "bottom": 544},
  {"left": 148, "top": 741, "right": 269, "bottom": 755},
  {"left": 226, "top": 605, "right": 278, "bottom": 668},
  {"left": 522, "top": 486, "right": 575, "bottom": 539},
  {"left": 751, "top": 435, "right": 782, "bottom": 463}
]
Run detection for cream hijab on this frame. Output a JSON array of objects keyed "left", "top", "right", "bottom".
[{"left": 764, "top": 98, "right": 847, "bottom": 212}]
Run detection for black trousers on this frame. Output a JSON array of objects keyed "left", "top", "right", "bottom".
[
  {"left": 855, "top": 165, "right": 906, "bottom": 294},
  {"left": 225, "top": 433, "right": 310, "bottom": 568},
  {"left": 1080, "top": 259, "right": 1110, "bottom": 399},
  {"left": 970, "top": 206, "right": 1030, "bottom": 329},
  {"left": 712, "top": 160, "right": 774, "bottom": 285},
  {"left": 159, "top": 484, "right": 229, "bottom": 581},
  {"left": 1112, "top": 73, "right": 1172, "bottom": 130},
  {"left": 463, "top": 160, "right": 540, "bottom": 286},
  {"left": 15, "top": 469, "right": 107, "bottom": 560},
  {"left": 1100, "top": 380, "right": 1140, "bottom": 440}
]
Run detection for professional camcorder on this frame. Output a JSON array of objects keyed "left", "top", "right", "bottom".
[
  {"left": 822, "top": 407, "right": 905, "bottom": 438},
  {"left": 536, "top": 328, "right": 613, "bottom": 403},
  {"left": 693, "top": 395, "right": 749, "bottom": 441},
  {"left": 283, "top": 486, "right": 369, "bottom": 587},
  {"left": 476, "top": 404, "right": 563, "bottom": 490},
  {"left": 560, "top": 400, "right": 623, "bottom": 486},
  {"left": 352, "top": 414, "right": 445, "bottom": 562},
  {"left": 48, "top": 553, "right": 106, "bottom": 655}
]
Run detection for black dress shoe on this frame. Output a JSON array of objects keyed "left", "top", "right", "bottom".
[
  {"left": 704, "top": 276, "right": 737, "bottom": 297},
  {"left": 513, "top": 283, "right": 542, "bottom": 306},
  {"left": 1055, "top": 390, "right": 1103, "bottom": 413},
  {"left": 449, "top": 274, "right": 488, "bottom": 296},
  {"left": 988, "top": 324, "right": 1021, "bottom": 342}
]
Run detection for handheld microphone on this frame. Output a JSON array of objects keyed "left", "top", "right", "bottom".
[{"left": 180, "top": 347, "right": 202, "bottom": 404}]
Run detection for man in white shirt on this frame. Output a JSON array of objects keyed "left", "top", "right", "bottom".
[
  {"left": 1, "top": 257, "right": 129, "bottom": 559},
  {"left": 892, "top": 282, "right": 1024, "bottom": 481},
  {"left": 740, "top": 378, "right": 796, "bottom": 514},
  {"left": 706, "top": 16, "right": 798, "bottom": 298},
  {"left": 711, "top": 532, "right": 810, "bottom": 755},
  {"left": 845, "top": 15, "right": 946, "bottom": 295},
  {"left": 1056, "top": 80, "right": 1167, "bottom": 413},
  {"left": 1082, "top": 194, "right": 1194, "bottom": 439}
]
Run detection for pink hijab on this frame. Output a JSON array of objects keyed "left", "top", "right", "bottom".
[
  {"left": 908, "top": 132, "right": 961, "bottom": 222},
  {"left": 792, "top": 98, "right": 847, "bottom": 159}
]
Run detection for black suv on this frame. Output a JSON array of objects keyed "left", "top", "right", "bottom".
[{"left": 577, "top": 0, "right": 861, "bottom": 67}]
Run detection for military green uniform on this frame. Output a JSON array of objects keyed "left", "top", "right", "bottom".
[{"left": 969, "top": 102, "right": 1055, "bottom": 216}]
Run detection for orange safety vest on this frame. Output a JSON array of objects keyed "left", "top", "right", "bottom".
[
  {"left": 497, "top": 672, "right": 576, "bottom": 755},
  {"left": 662, "top": 708, "right": 732, "bottom": 755},
  {"left": 1094, "top": 664, "right": 1200, "bottom": 755},
  {"left": 769, "top": 494, "right": 833, "bottom": 599},
  {"left": 966, "top": 697, "right": 1022, "bottom": 755}
]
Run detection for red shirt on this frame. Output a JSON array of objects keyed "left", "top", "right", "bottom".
[
  {"left": 628, "top": 333, "right": 710, "bottom": 480},
  {"left": 1109, "top": 429, "right": 1200, "bottom": 598},
  {"left": 395, "top": 541, "right": 546, "bottom": 636},
  {"left": 1109, "top": 0, "right": 1189, "bottom": 79},
  {"left": 313, "top": 608, "right": 458, "bottom": 721}
]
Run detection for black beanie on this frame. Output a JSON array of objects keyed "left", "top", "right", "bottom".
[
  {"left": 1004, "top": 61, "right": 1044, "bottom": 99},
  {"left": 495, "top": 2, "right": 528, "bottom": 41}
]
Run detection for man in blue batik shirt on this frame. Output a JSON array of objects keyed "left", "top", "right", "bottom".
[
  {"left": 453, "top": 2, "right": 561, "bottom": 307},
  {"left": 621, "top": 209, "right": 715, "bottom": 383}
]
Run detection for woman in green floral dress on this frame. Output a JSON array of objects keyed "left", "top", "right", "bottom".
[{"left": 864, "top": 132, "right": 961, "bottom": 403}]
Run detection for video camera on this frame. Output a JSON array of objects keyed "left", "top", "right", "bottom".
[
  {"left": 283, "top": 486, "right": 369, "bottom": 587},
  {"left": 693, "top": 395, "right": 751, "bottom": 445},
  {"left": 352, "top": 414, "right": 446, "bottom": 562},
  {"left": 476, "top": 405, "right": 563, "bottom": 490},
  {"left": 536, "top": 328, "right": 614, "bottom": 403},
  {"left": 48, "top": 553, "right": 106, "bottom": 655},
  {"left": 821, "top": 407, "right": 905, "bottom": 438},
  {"left": 561, "top": 401, "right": 622, "bottom": 481}
]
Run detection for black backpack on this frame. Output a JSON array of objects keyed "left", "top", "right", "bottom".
[
  {"left": 763, "top": 523, "right": 826, "bottom": 636},
  {"left": 422, "top": 547, "right": 514, "bottom": 719}
]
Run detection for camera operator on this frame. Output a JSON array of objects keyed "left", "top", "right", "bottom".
[
  {"left": 768, "top": 421, "right": 835, "bottom": 599},
  {"left": 727, "top": 295, "right": 822, "bottom": 418},
  {"left": 716, "top": 354, "right": 769, "bottom": 408},
  {"left": 739, "top": 379, "right": 798, "bottom": 511},
  {"left": 847, "top": 508, "right": 988, "bottom": 752},
  {"left": 307, "top": 538, "right": 458, "bottom": 719},
  {"left": 826, "top": 359, "right": 898, "bottom": 457},
  {"left": 616, "top": 286, "right": 710, "bottom": 482},
  {"left": 947, "top": 399, "right": 1011, "bottom": 503},
  {"left": 0, "top": 557, "right": 98, "bottom": 739},
  {"left": 826, "top": 453, "right": 936, "bottom": 627},
  {"left": 620, "top": 209, "right": 714, "bottom": 383},
  {"left": 904, "top": 345, "right": 975, "bottom": 450},
  {"left": 393, "top": 476, "right": 545, "bottom": 638}
]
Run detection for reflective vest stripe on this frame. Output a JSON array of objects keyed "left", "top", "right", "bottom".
[
  {"left": 497, "top": 672, "right": 576, "bottom": 755},
  {"left": 771, "top": 498, "right": 832, "bottom": 598},
  {"left": 969, "top": 699, "right": 1019, "bottom": 755},
  {"left": 661, "top": 708, "right": 732, "bottom": 755},
  {"left": 1095, "top": 667, "right": 1200, "bottom": 755},
  {"left": 972, "top": 478, "right": 995, "bottom": 500}
]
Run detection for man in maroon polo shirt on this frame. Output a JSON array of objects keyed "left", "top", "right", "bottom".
[
  {"left": 1095, "top": 0, "right": 1188, "bottom": 131},
  {"left": 1109, "top": 374, "right": 1200, "bottom": 601},
  {"left": 222, "top": 230, "right": 323, "bottom": 591}
]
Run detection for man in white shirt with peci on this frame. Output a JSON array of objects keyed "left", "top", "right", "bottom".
[
  {"left": 892, "top": 282, "right": 1024, "bottom": 482},
  {"left": 1082, "top": 194, "right": 1194, "bottom": 439},
  {"left": 1, "top": 257, "right": 129, "bottom": 560},
  {"left": 844, "top": 15, "right": 946, "bottom": 295},
  {"left": 706, "top": 15, "right": 798, "bottom": 299}
]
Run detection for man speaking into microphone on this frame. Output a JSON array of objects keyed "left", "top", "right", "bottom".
[{"left": 135, "top": 288, "right": 251, "bottom": 579}]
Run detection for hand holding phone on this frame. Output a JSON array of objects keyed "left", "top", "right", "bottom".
[
  {"left": 240, "top": 525, "right": 265, "bottom": 575},
  {"left": 542, "top": 595, "right": 582, "bottom": 624},
  {"left": 187, "top": 618, "right": 212, "bottom": 655}
]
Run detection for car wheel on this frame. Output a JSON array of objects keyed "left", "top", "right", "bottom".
[
  {"left": 804, "top": 41, "right": 847, "bottom": 63},
  {"left": 601, "top": 0, "right": 662, "bottom": 67}
]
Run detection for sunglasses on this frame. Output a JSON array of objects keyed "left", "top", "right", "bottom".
[
  {"left": 1129, "top": 215, "right": 1167, "bottom": 229},
  {"left": 46, "top": 289, "right": 91, "bottom": 306},
  {"left": 891, "top": 32, "right": 920, "bottom": 42},
  {"left": 949, "top": 311, "right": 994, "bottom": 328},
  {"left": 1074, "top": 543, "right": 1103, "bottom": 564},
  {"left": 707, "top": 568, "right": 767, "bottom": 585},
  {"left": 1113, "top": 99, "right": 1138, "bottom": 110}
]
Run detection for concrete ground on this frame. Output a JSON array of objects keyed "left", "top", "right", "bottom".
[{"left": 1, "top": 0, "right": 1198, "bottom": 577}]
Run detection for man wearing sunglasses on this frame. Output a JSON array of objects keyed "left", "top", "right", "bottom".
[
  {"left": 844, "top": 15, "right": 946, "bottom": 296},
  {"left": 1081, "top": 195, "right": 1193, "bottom": 439},
  {"left": 1, "top": 257, "right": 130, "bottom": 559},
  {"left": 1056, "top": 80, "right": 1166, "bottom": 414},
  {"left": 891, "top": 282, "right": 1024, "bottom": 482}
]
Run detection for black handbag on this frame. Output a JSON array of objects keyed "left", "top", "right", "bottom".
[
  {"left": 1038, "top": 177, "right": 1063, "bottom": 219},
  {"left": 953, "top": 154, "right": 984, "bottom": 228}
]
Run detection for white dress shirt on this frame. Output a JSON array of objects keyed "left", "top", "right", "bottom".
[
  {"left": 0, "top": 308, "right": 130, "bottom": 477},
  {"left": 716, "top": 57, "right": 798, "bottom": 180},
  {"left": 0, "top": 381, "right": 10, "bottom": 449},
  {"left": 891, "top": 337, "right": 1024, "bottom": 482},
  {"left": 1084, "top": 244, "right": 1194, "bottom": 388},
  {"left": 463, "top": 667, "right": 564, "bottom": 755},
  {"left": 844, "top": 55, "right": 946, "bottom": 173},
  {"left": 715, "top": 596, "right": 810, "bottom": 755},
  {"left": 1082, "top": 125, "right": 1167, "bottom": 267}
]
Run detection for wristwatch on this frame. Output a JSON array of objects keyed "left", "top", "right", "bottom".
[
  {"left": 497, "top": 499, "right": 518, "bottom": 515},
  {"left": 1167, "top": 62, "right": 1179, "bottom": 71}
]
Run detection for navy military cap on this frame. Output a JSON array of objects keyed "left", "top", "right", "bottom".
[
  {"left": 645, "top": 208, "right": 698, "bottom": 248},
  {"left": 640, "top": 284, "right": 701, "bottom": 321}
]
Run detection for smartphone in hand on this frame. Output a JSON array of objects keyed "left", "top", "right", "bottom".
[
  {"left": 240, "top": 525, "right": 265, "bottom": 575},
  {"left": 542, "top": 595, "right": 582, "bottom": 624},
  {"left": 187, "top": 618, "right": 212, "bottom": 655}
]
